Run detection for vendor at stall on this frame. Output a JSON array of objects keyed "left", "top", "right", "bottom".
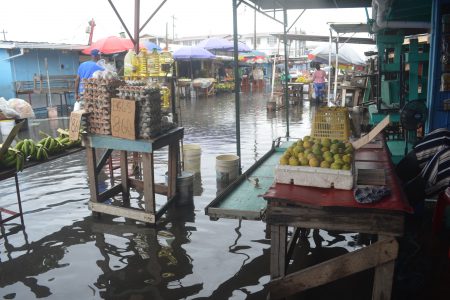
[{"left": 74, "top": 49, "right": 104, "bottom": 109}]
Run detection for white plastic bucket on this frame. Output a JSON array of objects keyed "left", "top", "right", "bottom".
[
  {"left": 216, "top": 154, "right": 240, "bottom": 183},
  {"left": 0, "top": 119, "right": 15, "bottom": 136},
  {"left": 183, "top": 144, "right": 201, "bottom": 173},
  {"left": 165, "top": 171, "right": 195, "bottom": 206},
  {"left": 47, "top": 106, "right": 58, "bottom": 119}
]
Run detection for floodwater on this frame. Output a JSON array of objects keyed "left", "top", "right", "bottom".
[{"left": 1, "top": 91, "right": 371, "bottom": 299}]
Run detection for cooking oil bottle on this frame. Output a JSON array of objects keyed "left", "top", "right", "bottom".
[
  {"left": 124, "top": 49, "right": 137, "bottom": 80},
  {"left": 159, "top": 50, "right": 173, "bottom": 76},
  {"left": 148, "top": 49, "right": 160, "bottom": 77},
  {"left": 137, "top": 48, "right": 148, "bottom": 78},
  {"left": 161, "top": 86, "right": 170, "bottom": 109}
]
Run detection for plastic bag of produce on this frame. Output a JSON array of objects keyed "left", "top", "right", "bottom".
[
  {"left": 0, "top": 97, "right": 20, "bottom": 119},
  {"left": 7, "top": 98, "right": 35, "bottom": 118}
]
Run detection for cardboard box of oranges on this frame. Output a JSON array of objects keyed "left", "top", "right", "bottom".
[{"left": 275, "top": 136, "right": 354, "bottom": 190}]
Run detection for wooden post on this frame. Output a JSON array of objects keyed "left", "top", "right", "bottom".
[
  {"left": 269, "top": 237, "right": 399, "bottom": 299},
  {"left": 120, "top": 150, "right": 130, "bottom": 205},
  {"left": 142, "top": 152, "right": 155, "bottom": 214},
  {"left": 270, "top": 224, "right": 287, "bottom": 279},
  {"left": 372, "top": 235, "right": 398, "bottom": 300},
  {"left": 167, "top": 141, "right": 179, "bottom": 199},
  {"left": 86, "top": 147, "right": 99, "bottom": 202}
]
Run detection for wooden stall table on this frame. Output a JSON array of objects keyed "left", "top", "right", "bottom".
[
  {"left": 177, "top": 79, "right": 192, "bottom": 99},
  {"left": 82, "top": 127, "right": 184, "bottom": 225},
  {"left": 192, "top": 78, "right": 216, "bottom": 98},
  {"left": 263, "top": 140, "right": 412, "bottom": 300},
  {"left": 286, "top": 82, "right": 304, "bottom": 104},
  {"left": 0, "top": 169, "right": 24, "bottom": 228},
  {"left": 341, "top": 85, "right": 364, "bottom": 106}
]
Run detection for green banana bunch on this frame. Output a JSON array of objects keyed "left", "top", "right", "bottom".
[
  {"left": 57, "top": 128, "right": 69, "bottom": 139},
  {"left": 31, "top": 144, "right": 49, "bottom": 161},
  {"left": 38, "top": 136, "right": 63, "bottom": 155},
  {"left": 0, "top": 148, "right": 25, "bottom": 172},
  {"left": 56, "top": 128, "right": 82, "bottom": 149},
  {"left": 15, "top": 139, "right": 36, "bottom": 159}
]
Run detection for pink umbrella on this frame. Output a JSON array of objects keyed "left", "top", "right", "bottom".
[{"left": 82, "top": 36, "right": 134, "bottom": 55}]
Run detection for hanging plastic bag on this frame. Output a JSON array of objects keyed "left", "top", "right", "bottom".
[
  {"left": 0, "top": 97, "right": 20, "bottom": 119},
  {"left": 73, "top": 101, "right": 81, "bottom": 112},
  {"left": 7, "top": 98, "right": 35, "bottom": 118}
]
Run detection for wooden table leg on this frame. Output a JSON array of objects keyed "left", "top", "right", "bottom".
[
  {"left": 342, "top": 88, "right": 347, "bottom": 106},
  {"left": 142, "top": 152, "right": 155, "bottom": 215},
  {"left": 168, "top": 142, "right": 179, "bottom": 199},
  {"left": 270, "top": 224, "right": 287, "bottom": 279},
  {"left": 86, "top": 146, "right": 99, "bottom": 202},
  {"left": 120, "top": 150, "right": 130, "bottom": 205},
  {"left": 14, "top": 174, "right": 24, "bottom": 226},
  {"left": 354, "top": 89, "right": 361, "bottom": 106},
  {"left": 372, "top": 235, "right": 398, "bottom": 300}
]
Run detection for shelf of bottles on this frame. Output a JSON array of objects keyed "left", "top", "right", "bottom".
[{"left": 123, "top": 48, "right": 173, "bottom": 110}]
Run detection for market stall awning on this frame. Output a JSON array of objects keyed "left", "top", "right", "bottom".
[
  {"left": 82, "top": 36, "right": 134, "bottom": 55},
  {"left": 245, "top": 0, "right": 371, "bottom": 10},
  {"left": 270, "top": 33, "right": 375, "bottom": 45},
  {"left": 173, "top": 46, "right": 215, "bottom": 60},
  {"left": 329, "top": 23, "right": 370, "bottom": 34},
  {"left": 308, "top": 43, "right": 366, "bottom": 66},
  {"left": 143, "top": 41, "right": 162, "bottom": 52}
]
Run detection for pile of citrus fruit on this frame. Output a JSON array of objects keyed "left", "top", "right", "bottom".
[{"left": 279, "top": 136, "right": 354, "bottom": 170}]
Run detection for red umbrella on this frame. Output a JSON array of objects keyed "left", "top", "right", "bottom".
[{"left": 82, "top": 36, "right": 134, "bottom": 55}]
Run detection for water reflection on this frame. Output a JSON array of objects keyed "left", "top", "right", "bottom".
[{"left": 0, "top": 92, "right": 360, "bottom": 299}]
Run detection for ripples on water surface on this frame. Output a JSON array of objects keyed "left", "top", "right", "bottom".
[{"left": 0, "top": 92, "right": 370, "bottom": 299}]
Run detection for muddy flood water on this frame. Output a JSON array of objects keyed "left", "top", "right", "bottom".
[{"left": 1, "top": 92, "right": 373, "bottom": 299}]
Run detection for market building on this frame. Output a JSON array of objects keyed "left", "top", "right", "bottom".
[{"left": 0, "top": 41, "right": 84, "bottom": 117}]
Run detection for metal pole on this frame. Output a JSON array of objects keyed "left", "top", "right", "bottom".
[
  {"left": 254, "top": 8, "right": 257, "bottom": 49},
  {"left": 328, "top": 28, "right": 332, "bottom": 106},
  {"left": 232, "top": 0, "right": 241, "bottom": 172},
  {"left": 333, "top": 34, "right": 339, "bottom": 106},
  {"left": 134, "top": 0, "right": 140, "bottom": 54},
  {"left": 139, "top": 0, "right": 168, "bottom": 33},
  {"left": 108, "top": 0, "right": 134, "bottom": 44},
  {"left": 283, "top": 7, "right": 290, "bottom": 137}
]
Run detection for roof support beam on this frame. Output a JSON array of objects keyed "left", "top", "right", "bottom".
[
  {"left": 240, "top": 0, "right": 284, "bottom": 25},
  {"left": 287, "top": 9, "right": 306, "bottom": 33}
]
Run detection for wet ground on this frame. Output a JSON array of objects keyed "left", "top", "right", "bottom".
[{"left": 0, "top": 91, "right": 447, "bottom": 299}]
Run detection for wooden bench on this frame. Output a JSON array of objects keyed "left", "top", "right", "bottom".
[
  {"left": 33, "top": 75, "right": 77, "bottom": 115},
  {"left": 33, "top": 74, "right": 76, "bottom": 94}
]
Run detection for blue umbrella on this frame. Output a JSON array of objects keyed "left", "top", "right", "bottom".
[
  {"left": 173, "top": 46, "right": 216, "bottom": 60},
  {"left": 237, "top": 41, "right": 252, "bottom": 52},
  {"left": 198, "top": 37, "right": 233, "bottom": 50},
  {"left": 143, "top": 41, "right": 162, "bottom": 52}
]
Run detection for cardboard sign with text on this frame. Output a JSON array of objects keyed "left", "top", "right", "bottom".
[
  {"left": 69, "top": 110, "right": 85, "bottom": 141},
  {"left": 351, "top": 115, "right": 390, "bottom": 150},
  {"left": 111, "top": 98, "right": 136, "bottom": 140}
]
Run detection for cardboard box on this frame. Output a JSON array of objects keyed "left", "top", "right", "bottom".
[{"left": 275, "top": 164, "right": 354, "bottom": 190}]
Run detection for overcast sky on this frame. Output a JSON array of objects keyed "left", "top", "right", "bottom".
[{"left": 0, "top": 0, "right": 371, "bottom": 49}]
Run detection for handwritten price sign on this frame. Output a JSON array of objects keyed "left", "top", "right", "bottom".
[
  {"left": 111, "top": 98, "right": 136, "bottom": 140},
  {"left": 69, "top": 110, "right": 85, "bottom": 141}
]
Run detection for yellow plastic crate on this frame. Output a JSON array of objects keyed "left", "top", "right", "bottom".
[{"left": 311, "top": 107, "right": 350, "bottom": 141}]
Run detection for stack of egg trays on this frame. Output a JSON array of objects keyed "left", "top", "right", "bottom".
[
  {"left": 137, "top": 87, "right": 162, "bottom": 139},
  {"left": 82, "top": 78, "right": 124, "bottom": 135}
]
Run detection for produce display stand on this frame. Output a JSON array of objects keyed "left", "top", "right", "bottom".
[
  {"left": 82, "top": 127, "right": 184, "bottom": 225},
  {"left": 0, "top": 147, "right": 84, "bottom": 230},
  {"left": 263, "top": 138, "right": 412, "bottom": 300},
  {"left": 0, "top": 169, "right": 23, "bottom": 227}
]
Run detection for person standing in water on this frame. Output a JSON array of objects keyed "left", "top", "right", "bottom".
[{"left": 312, "top": 63, "right": 327, "bottom": 104}]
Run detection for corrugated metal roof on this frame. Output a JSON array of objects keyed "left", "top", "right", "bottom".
[
  {"left": 329, "top": 23, "right": 370, "bottom": 33},
  {"left": 246, "top": 0, "right": 371, "bottom": 10},
  {"left": 0, "top": 41, "right": 85, "bottom": 51}
]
